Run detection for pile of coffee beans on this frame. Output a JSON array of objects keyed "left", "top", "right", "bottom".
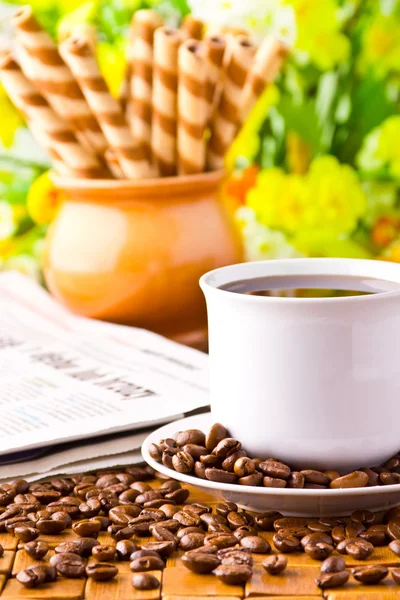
[
  {"left": 150, "top": 423, "right": 400, "bottom": 488},
  {"left": 0, "top": 464, "right": 398, "bottom": 592}
]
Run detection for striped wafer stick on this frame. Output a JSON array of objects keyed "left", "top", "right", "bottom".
[
  {"left": 105, "top": 148, "right": 124, "bottom": 178},
  {"left": 207, "top": 36, "right": 257, "bottom": 171},
  {"left": 129, "top": 9, "right": 163, "bottom": 161},
  {"left": 181, "top": 15, "right": 204, "bottom": 40},
  {"left": 177, "top": 40, "right": 208, "bottom": 175},
  {"left": 152, "top": 27, "right": 185, "bottom": 177},
  {"left": 240, "top": 37, "right": 288, "bottom": 122},
  {"left": 11, "top": 5, "right": 107, "bottom": 157},
  {"left": 60, "top": 36, "right": 154, "bottom": 179},
  {"left": 203, "top": 35, "right": 226, "bottom": 121},
  {"left": 0, "top": 51, "right": 106, "bottom": 178}
]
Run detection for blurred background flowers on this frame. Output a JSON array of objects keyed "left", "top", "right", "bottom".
[{"left": 0, "top": 0, "right": 400, "bottom": 280}]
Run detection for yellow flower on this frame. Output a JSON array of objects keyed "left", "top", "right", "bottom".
[
  {"left": 308, "top": 156, "right": 366, "bottom": 234},
  {"left": 0, "top": 86, "right": 23, "bottom": 148},
  {"left": 376, "top": 116, "right": 400, "bottom": 179},
  {"left": 359, "top": 14, "right": 400, "bottom": 78},
  {"left": 27, "top": 172, "right": 63, "bottom": 226},
  {"left": 285, "top": 0, "right": 350, "bottom": 69},
  {"left": 247, "top": 167, "right": 314, "bottom": 233}
]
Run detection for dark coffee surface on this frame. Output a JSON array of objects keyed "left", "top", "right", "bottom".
[{"left": 219, "top": 274, "right": 400, "bottom": 298}]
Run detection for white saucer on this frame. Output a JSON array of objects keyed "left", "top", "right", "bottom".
[{"left": 141, "top": 413, "right": 400, "bottom": 517}]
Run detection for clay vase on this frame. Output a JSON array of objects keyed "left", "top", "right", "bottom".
[{"left": 43, "top": 170, "right": 243, "bottom": 348}]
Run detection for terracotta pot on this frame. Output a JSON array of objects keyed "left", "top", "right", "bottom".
[{"left": 43, "top": 170, "right": 243, "bottom": 348}]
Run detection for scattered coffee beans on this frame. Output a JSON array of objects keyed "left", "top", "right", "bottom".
[
  {"left": 316, "top": 570, "right": 350, "bottom": 589},
  {"left": 85, "top": 563, "right": 118, "bottom": 581},
  {"left": 214, "top": 564, "right": 253, "bottom": 585}
]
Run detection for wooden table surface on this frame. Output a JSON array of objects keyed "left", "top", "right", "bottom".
[{"left": 0, "top": 477, "right": 399, "bottom": 600}]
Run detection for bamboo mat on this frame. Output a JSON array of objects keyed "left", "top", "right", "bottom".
[{"left": 0, "top": 478, "right": 399, "bottom": 599}]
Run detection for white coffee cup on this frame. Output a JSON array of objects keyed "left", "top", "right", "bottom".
[{"left": 200, "top": 258, "right": 400, "bottom": 472}]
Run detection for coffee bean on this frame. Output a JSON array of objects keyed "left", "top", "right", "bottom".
[
  {"left": 213, "top": 438, "right": 242, "bottom": 460},
  {"left": 255, "top": 512, "right": 282, "bottom": 531},
  {"left": 360, "top": 529, "right": 387, "bottom": 546},
  {"left": 55, "top": 538, "right": 99, "bottom": 557},
  {"left": 159, "top": 438, "right": 177, "bottom": 452},
  {"left": 330, "top": 471, "right": 369, "bottom": 489},
  {"left": 182, "top": 552, "right": 221, "bottom": 574},
  {"left": 240, "top": 536, "right": 271, "bottom": 554},
  {"left": 273, "top": 532, "right": 301, "bottom": 553},
  {"left": 180, "top": 533, "right": 205, "bottom": 551},
  {"left": 301, "top": 532, "right": 332, "bottom": 549},
  {"left": 140, "top": 541, "right": 176, "bottom": 558},
  {"left": 216, "top": 502, "right": 238, "bottom": 517},
  {"left": 132, "top": 573, "right": 160, "bottom": 590},
  {"left": 135, "top": 490, "right": 163, "bottom": 505},
  {"left": 323, "top": 470, "right": 340, "bottom": 483},
  {"left": 182, "top": 445, "right": 208, "bottom": 460},
  {"left": 119, "top": 490, "right": 140, "bottom": 505},
  {"left": 221, "top": 451, "right": 246, "bottom": 472},
  {"left": 263, "top": 476, "right": 287, "bottom": 488},
  {"left": 92, "top": 545, "right": 116, "bottom": 562},
  {"left": 316, "top": 570, "right": 350, "bottom": 589},
  {"left": 234, "top": 457, "right": 255, "bottom": 478},
  {"left": 172, "top": 451, "right": 194, "bottom": 474},
  {"left": 176, "top": 429, "right": 206, "bottom": 447},
  {"left": 262, "top": 554, "right": 287, "bottom": 575},
  {"left": 115, "top": 540, "right": 137, "bottom": 561},
  {"left": 164, "top": 488, "right": 190, "bottom": 504},
  {"left": 130, "top": 556, "right": 165, "bottom": 572},
  {"left": 389, "top": 539, "right": 400, "bottom": 556},
  {"left": 234, "top": 526, "right": 258, "bottom": 541},
  {"left": 381, "top": 473, "right": 400, "bottom": 485},
  {"left": 200, "top": 454, "right": 219, "bottom": 467},
  {"left": 86, "top": 563, "right": 118, "bottom": 581},
  {"left": 72, "top": 519, "right": 100, "bottom": 538},
  {"left": 194, "top": 462, "right": 207, "bottom": 479},
  {"left": 152, "top": 525, "right": 179, "bottom": 543},
  {"left": 393, "top": 568, "right": 400, "bottom": 584},
  {"left": 214, "top": 563, "right": 252, "bottom": 585},
  {"left": 300, "top": 470, "right": 330, "bottom": 486},
  {"left": 353, "top": 564, "right": 389, "bottom": 584},
  {"left": 205, "top": 423, "right": 228, "bottom": 451},
  {"left": 174, "top": 511, "right": 201, "bottom": 527},
  {"left": 205, "top": 468, "right": 237, "bottom": 484},
  {"left": 54, "top": 554, "right": 86, "bottom": 578},
  {"left": 24, "top": 540, "right": 49, "bottom": 560},
  {"left": 259, "top": 460, "right": 291, "bottom": 480},
  {"left": 359, "top": 467, "right": 380, "bottom": 486},
  {"left": 217, "top": 548, "right": 253, "bottom": 566},
  {"left": 320, "top": 555, "right": 346, "bottom": 573},
  {"left": 14, "top": 526, "right": 39, "bottom": 543},
  {"left": 307, "top": 520, "right": 332, "bottom": 533},
  {"left": 345, "top": 539, "right": 374, "bottom": 560},
  {"left": 108, "top": 525, "right": 135, "bottom": 541},
  {"left": 51, "top": 512, "right": 72, "bottom": 528},
  {"left": 183, "top": 503, "right": 212, "bottom": 516},
  {"left": 154, "top": 519, "right": 180, "bottom": 533},
  {"left": 351, "top": 510, "right": 375, "bottom": 525},
  {"left": 148, "top": 444, "right": 162, "bottom": 461},
  {"left": 304, "top": 542, "right": 334, "bottom": 560},
  {"left": 204, "top": 533, "right": 237, "bottom": 549},
  {"left": 274, "top": 518, "right": 307, "bottom": 531},
  {"left": 16, "top": 565, "right": 50, "bottom": 588},
  {"left": 287, "top": 472, "right": 305, "bottom": 488},
  {"left": 388, "top": 521, "right": 400, "bottom": 541},
  {"left": 36, "top": 518, "right": 66, "bottom": 535},
  {"left": 227, "top": 511, "right": 247, "bottom": 529},
  {"left": 279, "top": 527, "right": 310, "bottom": 540},
  {"left": 239, "top": 472, "right": 263, "bottom": 486}
]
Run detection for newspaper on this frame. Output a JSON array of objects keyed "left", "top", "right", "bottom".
[{"left": 0, "top": 273, "right": 210, "bottom": 461}]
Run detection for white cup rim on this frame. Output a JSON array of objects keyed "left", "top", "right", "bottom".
[{"left": 199, "top": 257, "right": 400, "bottom": 304}]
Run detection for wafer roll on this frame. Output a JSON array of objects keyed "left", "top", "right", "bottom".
[
  {"left": 0, "top": 51, "right": 105, "bottom": 178},
  {"left": 129, "top": 10, "right": 163, "bottom": 161},
  {"left": 11, "top": 5, "right": 107, "bottom": 156},
  {"left": 152, "top": 28, "right": 184, "bottom": 177},
  {"left": 181, "top": 15, "right": 204, "bottom": 40},
  {"left": 60, "top": 36, "right": 154, "bottom": 179},
  {"left": 105, "top": 148, "right": 124, "bottom": 178},
  {"left": 207, "top": 36, "right": 257, "bottom": 170},
  {"left": 203, "top": 36, "right": 226, "bottom": 121},
  {"left": 240, "top": 37, "right": 288, "bottom": 122},
  {"left": 177, "top": 40, "right": 208, "bottom": 175}
]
